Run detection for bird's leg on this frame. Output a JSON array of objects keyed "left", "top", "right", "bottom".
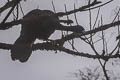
[
  {"left": 49, "top": 39, "right": 56, "bottom": 46},
  {"left": 46, "top": 39, "right": 65, "bottom": 47},
  {"left": 30, "top": 40, "right": 35, "bottom": 47},
  {"left": 45, "top": 39, "right": 57, "bottom": 46}
]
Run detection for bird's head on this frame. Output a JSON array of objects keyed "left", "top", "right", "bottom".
[{"left": 74, "top": 25, "right": 85, "bottom": 33}]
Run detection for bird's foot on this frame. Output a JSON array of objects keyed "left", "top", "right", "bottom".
[
  {"left": 45, "top": 39, "right": 58, "bottom": 46},
  {"left": 49, "top": 40, "right": 57, "bottom": 46}
]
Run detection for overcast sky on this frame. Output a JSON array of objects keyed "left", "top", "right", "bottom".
[{"left": 0, "top": 0, "right": 120, "bottom": 80}]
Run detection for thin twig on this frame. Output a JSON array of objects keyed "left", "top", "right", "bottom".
[
  {"left": 74, "top": 3, "right": 79, "bottom": 25},
  {"left": 112, "top": 7, "right": 120, "bottom": 23},
  {"left": 118, "top": 16, "right": 120, "bottom": 52},
  {"left": 64, "top": 4, "right": 78, "bottom": 51},
  {"left": 1, "top": 0, "right": 21, "bottom": 24},
  {"left": 56, "top": 0, "right": 102, "bottom": 17},
  {"left": 93, "top": 7, "right": 100, "bottom": 29},
  {"left": 19, "top": 3, "right": 24, "bottom": 16},
  {"left": 52, "top": 0, "right": 56, "bottom": 13},
  {"left": 101, "top": 15, "right": 106, "bottom": 55},
  {"left": 56, "top": 0, "right": 113, "bottom": 17}
]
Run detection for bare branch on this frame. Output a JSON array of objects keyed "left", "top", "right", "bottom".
[
  {"left": 1, "top": 0, "right": 22, "bottom": 24},
  {"left": 0, "top": 0, "right": 15, "bottom": 13},
  {"left": 58, "top": 20, "right": 120, "bottom": 43},
  {"left": 56, "top": 0, "right": 102, "bottom": 17},
  {"left": 0, "top": 42, "right": 120, "bottom": 61},
  {"left": 56, "top": 0, "right": 113, "bottom": 17}
]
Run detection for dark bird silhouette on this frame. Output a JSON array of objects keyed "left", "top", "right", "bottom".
[{"left": 11, "top": 9, "right": 85, "bottom": 62}]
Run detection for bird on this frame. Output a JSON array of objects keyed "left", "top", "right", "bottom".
[{"left": 11, "top": 9, "right": 85, "bottom": 62}]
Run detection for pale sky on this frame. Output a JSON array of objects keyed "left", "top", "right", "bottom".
[{"left": 0, "top": 0, "right": 120, "bottom": 80}]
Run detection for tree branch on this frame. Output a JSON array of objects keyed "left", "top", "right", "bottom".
[
  {"left": 55, "top": 0, "right": 113, "bottom": 17},
  {"left": 1, "top": 0, "right": 22, "bottom": 24},
  {"left": 57, "top": 20, "right": 120, "bottom": 43},
  {"left": 0, "top": 0, "right": 23, "bottom": 14},
  {"left": 0, "top": 42, "right": 120, "bottom": 61}
]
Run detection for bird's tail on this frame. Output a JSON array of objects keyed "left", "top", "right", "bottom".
[{"left": 11, "top": 35, "right": 35, "bottom": 62}]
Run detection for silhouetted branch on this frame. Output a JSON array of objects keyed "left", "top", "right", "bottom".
[
  {"left": 56, "top": 0, "right": 113, "bottom": 17},
  {"left": 0, "top": 42, "right": 120, "bottom": 61},
  {"left": 0, "top": 43, "right": 12, "bottom": 50},
  {"left": 0, "top": 0, "right": 24, "bottom": 14},
  {"left": 0, "top": 19, "right": 22, "bottom": 30},
  {"left": 84, "top": 0, "right": 113, "bottom": 11},
  {"left": 58, "top": 20, "right": 120, "bottom": 43},
  {"left": 0, "top": 0, "right": 15, "bottom": 13},
  {"left": 1, "top": 0, "right": 22, "bottom": 24}
]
